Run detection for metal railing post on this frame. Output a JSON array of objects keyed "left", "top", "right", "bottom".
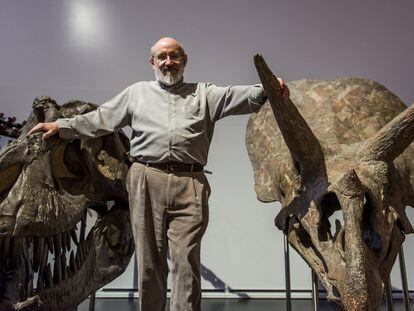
[
  {"left": 385, "top": 277, "right": 394, "bottom": 311},
  {"left": 399, "top": 245, "right": 411, "bottom": 311},
  {"left": 89, "top": 291, "right": 96, "bottom": 311},
  {"left": 312, "top": 270, "right": 320, "bottom": 311},
  {"left": 284, "top": 233, "right": 292, "bottom": 311}
]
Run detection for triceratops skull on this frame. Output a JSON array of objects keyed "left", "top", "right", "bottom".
[
  {"left": 246, "top": 55, "right": 414, "bottom": 310},
  {"left": 0, "top": 96, "right": 135, "bottom": 310}
]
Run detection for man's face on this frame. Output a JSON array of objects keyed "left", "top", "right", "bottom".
[{"left": 150, "top": 43, "right": 187, "bottom": 86}]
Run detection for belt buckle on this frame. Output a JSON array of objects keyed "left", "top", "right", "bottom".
[{"left": 168, "top": 163, "right": 174, "bottom": 172}]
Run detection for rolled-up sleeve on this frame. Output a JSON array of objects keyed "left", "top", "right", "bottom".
[
  {"left": 205, "top": 84, "right": 267, "bottom": 122},
  {"left": 56, "top": 86, "right": 132, "bottom": 140}
]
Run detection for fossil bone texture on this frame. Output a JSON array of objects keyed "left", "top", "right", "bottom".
[
  {"left": 246, "top": 55, "right": 414, "bottom": 310},
  {"left": 0, "top": 96, "right": 134, "bottom": 310}
]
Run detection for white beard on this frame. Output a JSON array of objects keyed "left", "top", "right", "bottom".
[{"left": 154, "top": 67, "right": 184, "bottom": 86}]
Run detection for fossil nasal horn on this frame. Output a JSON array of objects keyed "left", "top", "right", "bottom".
[
  {"left": 253, "top": 54, "right": 325, "bottom": 178},
  {"left": 362, "top": 102, "right": 414, "bottom": 163}
]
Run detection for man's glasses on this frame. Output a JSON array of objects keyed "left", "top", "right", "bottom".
[{"left": 152, "top": 52, "right": 183, "bottom": 63}]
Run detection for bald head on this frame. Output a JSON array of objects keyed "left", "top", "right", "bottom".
[
  {"left": 150, "top": 37, "right": 185, "bottom": 57},
  {"left": 149, "top": 37, "right": 187, "bottom": 86}
]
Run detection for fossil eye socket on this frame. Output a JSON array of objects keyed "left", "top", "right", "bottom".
[{"left": 320, "top": 192, "right": 341, "bottom": 213}]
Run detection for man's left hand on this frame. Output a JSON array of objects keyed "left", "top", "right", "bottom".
[{"left": 277, "top": 77, "right": 290, "bottom": 100}]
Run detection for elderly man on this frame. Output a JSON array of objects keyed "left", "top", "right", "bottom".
[{"left": 29, "top": 37, "right": 289, "bottom": 311}]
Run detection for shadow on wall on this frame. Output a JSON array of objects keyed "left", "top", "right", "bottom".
[
  {"left": 200, "top": 264, "right": 250, "bottom": 298},
  {"left": 164, "top": 250, "right": 250, "bottom": 298}
]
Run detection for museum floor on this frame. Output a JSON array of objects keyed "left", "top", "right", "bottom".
[{"left": 77, "top": 298, "right": 414, "bottom": 310}]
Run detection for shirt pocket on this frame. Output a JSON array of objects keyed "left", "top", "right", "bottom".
[{"left": 180, "top": 93, "right": 201, "bottom": 118}]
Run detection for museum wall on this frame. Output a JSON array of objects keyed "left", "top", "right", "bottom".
[{"left": 1, "top": 0, "right": 414, "bottom": 297}]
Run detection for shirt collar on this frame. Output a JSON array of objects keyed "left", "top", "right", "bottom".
[{"left": 157, "top": 77, "right": 184, "bottom": 90}]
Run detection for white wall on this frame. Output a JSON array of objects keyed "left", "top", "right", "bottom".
[{"left": 1, "top": 0, "right": 414, "bottom": 296}]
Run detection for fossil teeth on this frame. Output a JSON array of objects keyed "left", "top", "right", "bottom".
[
  {"left": 83, "top": 241, "right": 88, "bottom": 256},
  {"left": 61, "top": 233, "right": 67, "bottom": 253},
  {"left": 80, "top": 212, "right": 87, "bottom": 241},
  {"left": 65, "top": 232, "right": 71, "bottom": 252},
  {"left": 37, "top": 272, "right": 44, "bottom": 291},
  {"left": 70, "top": 228, "right": 79, "bottom": 245},
  {"left": 27, "top": 276, "right": 34, "bottom": 297},
  {"left": 61, "top": 252, "right": 67, "bottom": 280},
  {"left": 44, "top": 263, "right": 53, "bottom": 289},
  {"left": 69, "top": 250, "right": 76, "bottom": 272},
  {"left": 33, "top": 237, "right": 44, "bottom": 273},
  {"left": 53, "top": 234, "right": 61, "bottom": 256},
  {"left": 46, "top": 236, "right": 54, "bottom": 254},
  {"left": 40, "top": 241, "right": 49, "bottom": 274},
  {"left": 53, "top": 253, "right": 62, "bottom": 285},
  {"left": 79, "top": 242, "right": 85, "bottom": 262},
  {"left": 75, "top": 249, "right": 81, "bottom": 269}
]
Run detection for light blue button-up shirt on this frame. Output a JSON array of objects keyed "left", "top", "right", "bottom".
[{"left": 56, "top": 80, "right": 266, "bottom": 165}]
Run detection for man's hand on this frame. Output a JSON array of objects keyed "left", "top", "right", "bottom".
[
  {"left": 28, "top": 122, "right": 58, "bottom": 140},
  {"left": 277, "top": 77, "right": 290, "bottom": 100}
]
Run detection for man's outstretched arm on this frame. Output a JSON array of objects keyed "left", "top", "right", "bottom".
[
  {"left": 29, "top": 86, "right": 132, "bottom": 140},
  {"left": 206, "top": 77, "right": 289, "bottom": 122}
]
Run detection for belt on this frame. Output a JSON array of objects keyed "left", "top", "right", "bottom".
[{"left": 135, "top": 160, "right": 204, "bottom": 172}]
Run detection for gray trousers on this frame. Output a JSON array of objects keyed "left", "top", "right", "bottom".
[{"left": 126, "top": 162, "right": 210, "bottom": 311}]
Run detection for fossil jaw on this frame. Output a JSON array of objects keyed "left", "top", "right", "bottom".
[{"left": 0, "top": 98, "right": 134, "bottom": 310}]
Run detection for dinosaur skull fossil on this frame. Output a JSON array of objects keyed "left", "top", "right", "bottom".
[
  {"left": 0, "top": 97, "right": 134, "bottom": 310},
  {"left": 246, "top": 55, "right": 414, "bottom": 310}
]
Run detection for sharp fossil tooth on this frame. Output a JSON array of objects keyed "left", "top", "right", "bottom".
[
  {"left": 37, "top": 244, "right": 49, "bottom": 291},
  {"left": 46, "top": 236, "right": 54, "bottom": 254},
  {"left": 78, "top": 242, "right": 85, "bottom": 262},
  {"left": 82, "top": 241, "right": 88, "bottom": 257},
  {"left": 44, "top": 263, "right": 53, "bottom": 288},
  {"left": 75, "top": 249, "right": 81, "bottom": 269},
  {"left": 80, "top": 212, "right": 87, "bottom": 241},
  {"left": 61, "top": 233, "right": 67, "bottom": 253},
  {"left": 70, "top": 228, "right": 79, "bottom": 245},
  {"left": 53, "top": 235, "right": 61, "bottom": 256},
  {"left": 33, "top": 237, "right": 44, "bottom": 273},
  {"left": 37, "top": 272, "right": 44, "bottom": 291},
  {"left": 69, "top": 251, "right": 76, "bottom": 272},
  {"left": 27, "top": 276, "right": 33, "bottom": 297},
  {"left": 40, "top": 241, "right": 49, "bottom": 275},
  {"left": 65, "top": 232, "right": 71, "bottom": 251},
  {"left": 61, "top": 253, "right": 67, "bottom": 280},
  {"left": 53, "top": 253, "right": 62, "bottom": 285}
]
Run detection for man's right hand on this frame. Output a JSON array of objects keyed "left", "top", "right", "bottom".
[{"left": 28, "top": 122, "right": 58, "bottom": 140}]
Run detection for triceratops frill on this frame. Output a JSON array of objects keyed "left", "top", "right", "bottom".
[
  {"left": 246, "top": 55, "right": 414, "bottom": 310},
  {"left": 0, "top": 96, "right": 135, "bottom": 310}
]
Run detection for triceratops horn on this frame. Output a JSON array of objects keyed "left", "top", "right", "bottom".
[
  {"left": 254, "top": 54, "right": 325, "bottom": 178},
  {"left": 362, "top": 102, "right": 414, "bottom": 163}
]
